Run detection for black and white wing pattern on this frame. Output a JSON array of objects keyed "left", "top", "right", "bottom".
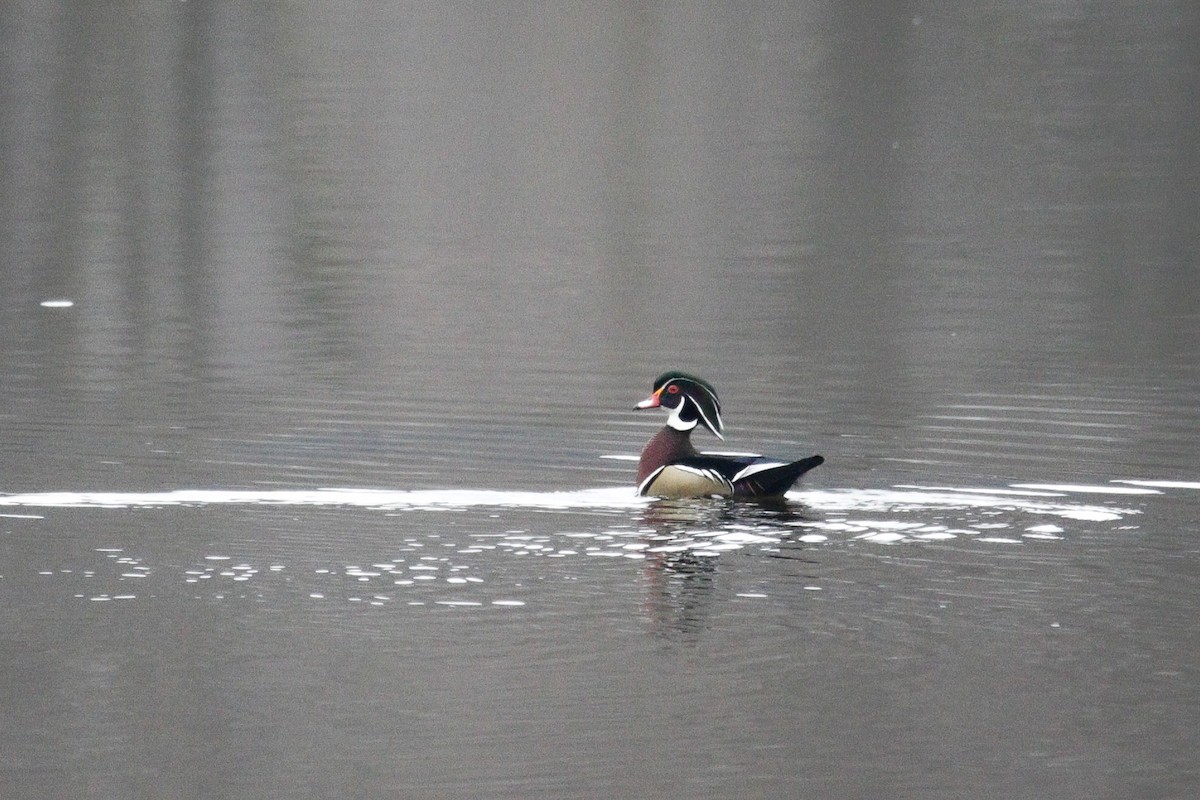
[{"left": 638, "top": 453, "right": 824, "bottom": 499}]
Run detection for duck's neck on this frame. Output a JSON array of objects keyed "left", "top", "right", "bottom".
[{"left": 637, "top": 426, "right": 697, "bottom": 484}]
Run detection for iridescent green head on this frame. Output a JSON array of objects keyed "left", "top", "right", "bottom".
[{"left": 635, "top": 371, "right": 724, "bottom": 439}]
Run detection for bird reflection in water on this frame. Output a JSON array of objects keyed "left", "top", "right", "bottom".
[{"left": 637, "top": 497, "right": 820, "bottom": 641}]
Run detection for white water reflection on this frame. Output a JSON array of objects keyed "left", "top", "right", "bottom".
[
  {"left": 1113, "top": 480, "right": 1200, "bottom": 490},
  {"left": 1010, "top": 483, "right": 1162, "bottom": 495},
  {"left": 2, "top": 480, "right": 1162, "bottom": 610},
  {"left": 0, "top": 487, "right": 644, "bottom": 511},
  {"left": 0, "top": 481, "right": 1149, "bottom": 551},
  {"left": 0, "top": 482, "right": 1144, "bottom": 517},
  {"left": 4, "top": 480, "right": 1156, "bottom": 610}
]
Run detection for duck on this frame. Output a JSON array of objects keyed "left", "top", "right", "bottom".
[{"left": 634, "top": 371, "right": 824, "bottom": 499}]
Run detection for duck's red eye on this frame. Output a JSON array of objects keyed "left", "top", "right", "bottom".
[{"left": 666, "top": 385, "right": 680, "bottom": 394}]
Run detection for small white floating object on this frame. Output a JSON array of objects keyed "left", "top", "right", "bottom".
[{"left": 40, "top": 299, "right": 74, "bottom": 308}]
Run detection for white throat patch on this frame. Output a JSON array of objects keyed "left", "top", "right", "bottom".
[{"left": 666, "top": 404, "right": 698, "bottom": 432}]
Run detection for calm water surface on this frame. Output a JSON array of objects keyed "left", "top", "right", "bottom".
[{"left": 2, "top": 3, "right": 1198, "bottom": 799}]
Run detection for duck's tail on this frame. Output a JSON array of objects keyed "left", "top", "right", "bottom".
[{"left": 732, "top": 454, "right": 824, "bottom": 498}]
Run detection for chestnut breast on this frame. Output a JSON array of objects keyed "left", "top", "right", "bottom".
[{"left": 636, "top": 426, "right": 697, "bottom": 484}]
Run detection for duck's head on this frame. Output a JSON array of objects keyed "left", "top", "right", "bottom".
[{"left": 635, "top": 371, "right": 724, "bottom": 439}]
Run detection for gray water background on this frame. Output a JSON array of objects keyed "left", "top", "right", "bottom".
[{"left": 2, "top": 4, "right": 1198, "bottom": 799}]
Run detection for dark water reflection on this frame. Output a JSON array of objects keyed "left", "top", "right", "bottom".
[{"left": 2, "top": 3, "right": 1199, "bottom": 799}]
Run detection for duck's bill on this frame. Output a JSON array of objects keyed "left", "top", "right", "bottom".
[{"left": 635, "top": 390, "right": 662, "bottom": 410}]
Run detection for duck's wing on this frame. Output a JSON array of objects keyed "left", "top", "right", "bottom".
[
  {"left": 638, "top": 454, "right": 824, "bottom": 499},
  {"left": 637, "top": 453, "right": 771, "bottom": 498},
  {"left": 729, "top": 455, "right": 824, "bottom": 497}
]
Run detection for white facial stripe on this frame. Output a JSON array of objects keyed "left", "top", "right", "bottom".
[
  {"left": 697, "top": 404, "right": 724, "bottom": 439},
  {"left": 690, "top": 385, "right": 723, "bottom": 437}
]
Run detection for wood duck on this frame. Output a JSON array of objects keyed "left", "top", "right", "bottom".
[{"left": 634, "top": 371, "right": 824, "bottom": 499}]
